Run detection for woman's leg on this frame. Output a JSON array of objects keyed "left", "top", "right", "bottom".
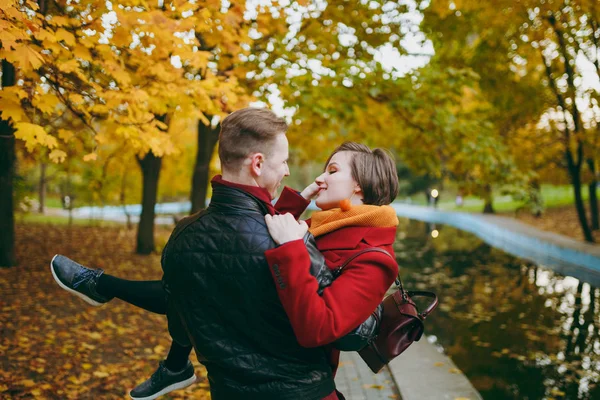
[
  {"left": 51, "top": 254, "right": 167, "bottom": 314},
  {"left": 164, "top": 340, "right": 193, "bottom": 371},
  {"left": 130, "top": 339, "right": 196, "bottom": 399},
  {"left": 96, "top": 275, "right": 167, "bottom": 315},
  {"left": 51, "top": 255, "right": 196, "bottom": 397}
]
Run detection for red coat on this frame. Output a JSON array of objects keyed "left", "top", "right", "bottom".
[{"left": 268, "top": 188, "right": 398, "bottom": 375}]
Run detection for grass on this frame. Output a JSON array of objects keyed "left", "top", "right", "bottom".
[
  {"left": 402, "top": 184, "right": 591, "bottom": 214},
  {"left": 17, "top": 213, "right": 127, "bottom": 227}
]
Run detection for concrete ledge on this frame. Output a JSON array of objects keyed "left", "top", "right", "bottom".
[
  {"left": 387, "top": 338, "right": 482, "bottom": 400},
  {"left": 392, "top": 204, "right": 600, "bottom": 287}
]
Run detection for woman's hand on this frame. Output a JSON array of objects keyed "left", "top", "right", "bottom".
[
  {"left": 265, "top": 213, "right": 308, "bottom": 245},
  {"left": 300, "top": 182, "right": 322, "bottom": 200}
]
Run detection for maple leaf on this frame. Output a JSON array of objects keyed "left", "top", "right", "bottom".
[
  {"left": 57, "top": 129, "right": 74, "bottom": 142},
  {"left": 2, "top": 45, "right": 44, "bottom": 70},
  {"left": 0, "top": 101, "right": 27, "bottom": 122},
  {"left": 49, "top": 149, "right": 67, "bottom": 163},
  {"left": 33, "top": 93, "right": 61, "bottom": 115},
  {"left": 58, "top": 59, "right": 80, "bottom": 74},
  {"left": 83, "top": 153, "right": 98, "bottom": 162},
  {"left": 14, "top": 122, "right": 58, "bottom": 151},
  {"left": 56, "top": 28, "right": 76, "bottom": 46}
]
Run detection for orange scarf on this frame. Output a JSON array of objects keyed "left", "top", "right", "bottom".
[{"left": 309, "top": 205, "right": 399, "bottom": 238}]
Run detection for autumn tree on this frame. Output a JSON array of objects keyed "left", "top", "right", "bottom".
[
  {"left": 0, "top": 59, "right": 16, "bottom": 267},
  {"left": 1, "top": 0, "right": 255, "bottom": 257}
]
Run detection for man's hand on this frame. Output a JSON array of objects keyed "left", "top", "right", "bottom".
[
  {"left": 300, "top": 182, "right": 322, "bottom": 200},
  {"left": 265, "top": 213, "right": 309, "bottom": 245}
]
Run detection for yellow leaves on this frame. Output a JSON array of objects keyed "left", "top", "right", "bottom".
[
  {"left": 362, "top": 384, "right": 384, "bottom": 390},
  {"left": 58, "top": 129, "right": 74, "bottom": 142},
  {"left": 0, "top": 99, "right": 27, "bottom": 122},
  {"left": 33, "top": 28, "right": 57, "bottom": 44},
  {"left": 93, "top": 371, "right": 110, "bottom": 378},
  {"left": 0, "top": 45, "right": 44, "bottom": 70},
  {"left": 18, "top": 379, "right": 36, "bottom": 387},
  {"left": 87, "top": 332, "right": 102, "bottom": 340},
  {"left": 0, "top": 0, "right": 27, "bottom": 21},
  {"left": 107, "top": 64, "right": 132, "bottom": 87},
  {"left": 92, "top": 104, "right": 110, "bottom": 115},
  {"left": 111, "top": 26, "right": 132, "bottom": 48},
  {"left": 95, "top": 132, "right": 108, "bottom": 144},
  {"left": 14, "top": 123, "right": 58, "bottom": 152},
  {"left": 115, "top": 125, "right": 139, "bottom": 140},
  {"left": 56, "top": 28, "right": 76, "bottom": 46},
  {"left": 49, "top": 149, "right": 67, "bottom": 163},
  {"left": 187, "top": 50, "right": 212, "bottom": 69},
  {"left": 58, "top": 59, "right": 81, "bottom": 74},
  {"left": 33, "top": 93, "right": 60, "bottom": 115},
  {"left": 48, "top": 16, "right": 71, "bottom": 27},
  {"left": 69, "top": 93, "right": 85, "bottom": 105},
  {"left": 146, "top": 63, "right": 180, "bottom": 82},
  {"left": 73, "top": 45, "right": 92, "bottom": 61},
  {"left": 83, "top": 153, "right": 98, "bottom": 162}
]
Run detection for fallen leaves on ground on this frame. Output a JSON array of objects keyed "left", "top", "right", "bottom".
[
  {"left": 512, "top": 206, "right": 600, "bottom": 243},
  {"left": 0, "top": 223, "right": 211, "bottom": 399}
]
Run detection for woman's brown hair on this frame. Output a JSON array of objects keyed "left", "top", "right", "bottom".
[{"left": 324, "top": 142, "right": 399, "bottom": 206}]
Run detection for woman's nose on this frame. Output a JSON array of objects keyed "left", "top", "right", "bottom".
[{"left": 315, "top": 172, "right": 326, "bottom": 184}]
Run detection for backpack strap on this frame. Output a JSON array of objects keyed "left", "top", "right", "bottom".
[
  {"left": 336, "top": 248, "right": 408, "bottom": 295},
  {"left": 337, "top": 248, "right": 394, "bottom": 272}
]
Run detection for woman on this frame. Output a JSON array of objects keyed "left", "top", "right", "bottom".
[
  {"left": 264, "top": 142, "right": 400, "bottom": 378},
  {"left": 50, "top": 142, "right": 399, "bottom": 399}
]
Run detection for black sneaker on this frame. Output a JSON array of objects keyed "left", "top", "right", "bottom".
[
  {"left": 50, "top": 255, "right": 113, "bottom": 306},
  {"left": 129, "top": 360, "right": 196, "bottom": 400}
]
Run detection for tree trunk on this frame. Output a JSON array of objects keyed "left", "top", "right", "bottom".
[
  {"left": 0, "top": 59, "right": 16, "bottom": 267},
  {"left": 570, "top": 164, "right": 594, "bottom": 242},
  {"left": 190, "top": 120, "right": 219, "bottom": 214},
  {"left": 482, "top": 184, "right": 495, "bottom": 214},
  {"left": 120, "top": 166, "right": 132, "bottom": 230},
  {"left": 136, "top": 152, "right": 162, "bottom": 254},
  {"left": 38, "top": 162, "right": 47, "bottom": 214},
  {"left": 587, "top": 159, "right": 599, "bottom": 230}
]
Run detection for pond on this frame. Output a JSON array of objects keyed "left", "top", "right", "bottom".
[{"left": 395, "top": 219, "right": 600, "bottom": 400}]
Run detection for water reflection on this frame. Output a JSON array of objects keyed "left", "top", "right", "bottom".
[{"left": 395, "top": 220, "right": 600, "bottom": 400}]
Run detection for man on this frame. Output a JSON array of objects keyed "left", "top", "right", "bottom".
[
  {"left": 163, "top": 107, "right": 337, "bottom": 400},
  {"left": 52, "top": 107, "right": 338, "bottom": 400}
]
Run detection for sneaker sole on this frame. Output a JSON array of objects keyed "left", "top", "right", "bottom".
[
  {"left": 129, "top": 374, "right": 197, "bottom": 400},
  {"left": 50, "top": 255, "right": 105, "bottom": 307}
]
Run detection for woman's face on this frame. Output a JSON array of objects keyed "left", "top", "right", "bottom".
[{"left": 314, "top": 151, "right": 362, "bottom": 210}]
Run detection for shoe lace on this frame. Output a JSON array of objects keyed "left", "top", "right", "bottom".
[
  {"left": 150, "top": 363, "right": 167, "bottom": 384},
  {"left": 72, "top": 268, "right": 98, "bottom": 289}
]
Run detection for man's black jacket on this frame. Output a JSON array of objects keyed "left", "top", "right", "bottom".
[{"left": 161, "top": 184, "right": 335, "bottom": 400}]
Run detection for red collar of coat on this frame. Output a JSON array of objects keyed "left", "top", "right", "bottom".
[
  {"left": 211, "top": 175, "right": 276, "bottom": 215},
  {"left": 314, "top": 225, "right": 397, "bottom": 250}
]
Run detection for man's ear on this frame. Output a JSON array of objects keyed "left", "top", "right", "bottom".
[{"left": 249, "top": 153, "right": 265, "bottom": 176}]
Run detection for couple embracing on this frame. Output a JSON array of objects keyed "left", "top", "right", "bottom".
[{"left": 51, "top": 107, "right": 400, "bottom": 400}]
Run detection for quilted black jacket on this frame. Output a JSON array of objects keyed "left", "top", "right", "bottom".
[{"left": 161, "top": 185, "right": 335, "bottom": 400}]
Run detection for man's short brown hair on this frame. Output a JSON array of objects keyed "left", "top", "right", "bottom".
[
  {"left": 218, "top": 107, "right": 288, "bottom": 170},
  {"left": 324, "top": 142, "right": 399, "bottom": 206}
]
